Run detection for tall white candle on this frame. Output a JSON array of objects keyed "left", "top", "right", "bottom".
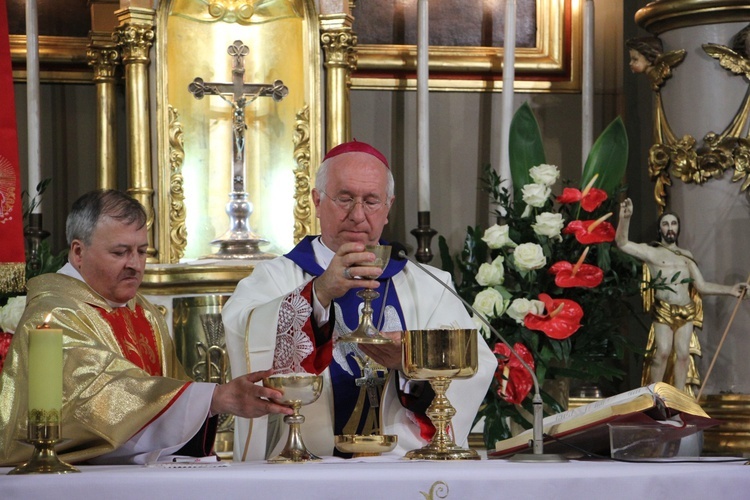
[
  {"left": 417, "top": 0, "right": 430, "bottom": 212},
  {"left": 26, "top": 0, "right": 41, "bottom": 211},
  {"left": 582, "top": 0, "right": 595, "bottom": 165},
  {"left": 500, "top": 0, "right": 516, "bottom": 187}
]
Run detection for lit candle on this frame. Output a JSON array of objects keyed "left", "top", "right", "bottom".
[
  {"left": 26, "top": 0, "right": 41, "bottom": 210},
  {"left": 28, "top": 314, "right": 63, "bottom": 418},
  {"left": 500, "top": 0, "right": 516, "bottom": 187},
  {"left": 582, "top": 0, "right": 595, "bottom": 165},
  {"left": 417, "top": 0, "right": 430, "bottom": 212}
]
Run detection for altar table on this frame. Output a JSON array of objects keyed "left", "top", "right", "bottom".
[{"left": 3, "top": 457, "right": 748, "bottom": 499}]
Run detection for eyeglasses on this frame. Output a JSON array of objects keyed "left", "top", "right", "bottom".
[{"left": 321, "top": 191, "right": 388, "bottom": 214}]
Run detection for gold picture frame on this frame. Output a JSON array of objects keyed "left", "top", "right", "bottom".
[{"left": 352, "top": 0, "right": 580, "bottom": 92}]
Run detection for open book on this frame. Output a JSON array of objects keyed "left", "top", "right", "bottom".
[{"left": 489, "top": 382, "right": 718, "bottom": 458}]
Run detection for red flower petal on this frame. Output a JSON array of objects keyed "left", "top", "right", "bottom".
[
  {"left": 563, "top": 220, "right": 616, "bottom": 244},
  {"left": 556, "top": 187, "right": 583, "bottom": 205},
  {"left": 549, "top": 261, "right": 604, "bottom": 288},
  {"left": 580, "top": 188, "right": 608, "bottom": 212},
  {"left": 524, "top": 293, "right": 584, "bottom": 340},
  {"left": 493, "top": 342, "right": 535, "bottom": 404}
]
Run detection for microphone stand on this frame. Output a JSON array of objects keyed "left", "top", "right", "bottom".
[{"left": 399, "top": 249, "right": 567, "bottom": 462}]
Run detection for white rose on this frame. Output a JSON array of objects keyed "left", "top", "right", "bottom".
[
  {"left": 472, "top": 314, "right": 491, "bottom": 339},
  {"left": 529, "top": 164, "right": 560, "bottom": 187},
  {"left": 532, "top": 212, "right": 564, "bottom": 239},
  {"left": 506, "top": 298, "right": 546, "bottom": 325},
  {"left": 513, "top": 242, "right": 547, "bottom": 271},
  {"left": 521, "top": 183, "right": 551, "bottom": 208},
  {"left": 0, "top": 296, "right": 26, "bottom": 333},
  {"left": 481, "top": 224, "right": 516, "bottom": 249},
  {"left": 472, "top": 288, "right": 507, "bottom": 318},
  {"left": 476, "top": 256, "right": 505, "bottom": 286}
]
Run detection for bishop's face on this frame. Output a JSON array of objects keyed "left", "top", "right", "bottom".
[{"left": 659, "top": 214, "right": 679, "bottom": 244}]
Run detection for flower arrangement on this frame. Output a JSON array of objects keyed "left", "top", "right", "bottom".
[{"left": 440, "top": 103, "right": 642, "bottom": 448}]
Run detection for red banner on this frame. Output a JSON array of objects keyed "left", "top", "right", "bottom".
[{"left": 0, "top": 0, "right": 26, "bottom": 294}]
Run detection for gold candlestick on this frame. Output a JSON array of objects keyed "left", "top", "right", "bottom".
[{"left": 8, "top": 416, "right": 79, "bottom": 474}]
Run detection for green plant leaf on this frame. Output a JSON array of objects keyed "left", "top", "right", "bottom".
[
  {"left": 509, "top": 102, "right": 546, "bottom": 198},
  {"left": 580, "top": 117, "right": 628, "bottom": 195}
]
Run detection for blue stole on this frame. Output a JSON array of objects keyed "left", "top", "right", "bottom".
[{"left": 285, "top": 236, "right": 407, "bottom": 438}]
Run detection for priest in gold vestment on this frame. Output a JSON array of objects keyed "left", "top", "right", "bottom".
[{"left": 0, "top": 190, "right": 291, "bottom": 466}]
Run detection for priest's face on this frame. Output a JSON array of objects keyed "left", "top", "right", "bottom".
[
  {"left": 70, "top": 216, "right": 148, "bottom": 304},
  {"left": 313, "top": 152, "right": 394, "bottom": 251}
]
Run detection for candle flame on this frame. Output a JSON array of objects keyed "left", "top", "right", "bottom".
[
  {"left": 571, "top": 247, "right": 590, "bottom": 276},
  {"left": 38, "top": 313, "right": 53, "bottom": 329},
  {"left": 587, "top": 212, "right": 613, "bottom": 232},
  {"left": 581, "top": 174, "right": 599, "bottom": 197}
]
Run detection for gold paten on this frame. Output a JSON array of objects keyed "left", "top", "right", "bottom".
[
  {"left": 263, "top": 373, "right": 323, "bottom": 463},
  {"left": 402, "top": 329, "right": 480, "bottom": 460},
  {"left": 700, "top": 393, "right": 750, "bottom": 455},
  {"left": 334, "top": 434, "right": 397, "bottom": 455},
  {"left": 351, "top": 0, "right": 580, "bottom": 93},
  {"left": 636, "top": 0, "right": 750, "bottom": 35},
  {"left": 113, "top": 7, "right": 158, "bottom": 261}
]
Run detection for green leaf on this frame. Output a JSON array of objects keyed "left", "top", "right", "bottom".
[
  {"left": 509, "top": 102, "right": 546, "bottom": 198},
  {"left": 580, "top": 116, "right": 628, "bottom": 195}
]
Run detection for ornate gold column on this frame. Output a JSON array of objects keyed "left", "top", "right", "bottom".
[
  {"left": 113, "top": 7, "right": 157, "bottom": 261},
  {"left": 87, "top": 34, "right": 119, "bottom": 189},
  {"left": 319, "top": 13, "right": 356, "bottom": 150}
]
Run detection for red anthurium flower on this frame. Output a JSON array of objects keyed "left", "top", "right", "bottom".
[
  {"left": 555, "top": 175, "right": 608, "bottom": 212},
  {"left": 524, "top": 293, "right": 583, "bottom": 340},
  {"left": 563, "top": 212, "right": 615, "bottom": 244},
  {"left": 493, "top": 342, "right": 535, "bottom": 404},
  {"left": 549, "top": 247, "right": 604, "bottom": 288}
]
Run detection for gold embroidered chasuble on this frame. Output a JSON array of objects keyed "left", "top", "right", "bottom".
[{"left": 0, "top": 274, "right": 190, "bottom": 466}]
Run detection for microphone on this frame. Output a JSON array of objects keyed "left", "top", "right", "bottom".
[{"left": 394, "top": 242, "right": 565, "bottom": 461}]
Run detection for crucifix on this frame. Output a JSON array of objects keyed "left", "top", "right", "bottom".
[{"left": 188, "top": 39, "right": 289, "bottom": 259}]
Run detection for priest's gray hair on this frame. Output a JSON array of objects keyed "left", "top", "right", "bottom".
[
  {"left": 66, "top": 189, "right": 147, "bottom": 245},
  {"left": 315, "top": 156, "right": 395, "bottom": 199}
]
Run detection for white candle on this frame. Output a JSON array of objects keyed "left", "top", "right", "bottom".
[
  {"left": 28, "top": 315, "right": 63, "bottom": 419},
  {"left": 500, "top": 0, "right": 516, "bottom": 188},
  {"left": 582, "top": 0, "right": 595, "bottom": 165},
  {"left": 417, "top": 0, "right": 430, "bottom": 212},
  {"left": 26, "top": 0, "right": 41, "bottom": 211}
]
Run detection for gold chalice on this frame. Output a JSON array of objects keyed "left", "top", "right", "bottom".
[
  {"left": 346, "top": 245, "right": 393, "bottom": 345},
  {"left": 402, "top": 328, "right": 480, "bottom": 460},
  {"left": 262, "top": 373, "right": 323, "bottom": 463}
]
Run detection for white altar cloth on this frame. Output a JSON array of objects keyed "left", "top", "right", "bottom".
[{"left": 3, "top": 457, "right": 748, "bottom": 499}]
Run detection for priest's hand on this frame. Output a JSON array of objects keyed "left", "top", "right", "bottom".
[
  {"left": 210, "top": 369, "right": 294, "bottom": 418},
  {"left": 314, "top": 242, "right": 383, "bottom": 308},
  {"left": 359, "top": 331, "right": 403, "bottom": 370}
]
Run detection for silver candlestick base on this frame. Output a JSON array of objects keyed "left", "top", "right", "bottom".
[{"left": 205, "top": 192, "right": 275, "bottom": 260}]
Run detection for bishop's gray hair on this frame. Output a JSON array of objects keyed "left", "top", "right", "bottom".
[
  {"left": 66, "top": 189, "right": 147, "bottom": 246},
  {"left": 315, "top": 156, "right": 395, "bottom": 199}
]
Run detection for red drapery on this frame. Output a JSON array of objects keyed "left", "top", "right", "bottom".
[{"left": 0, "top": 0, "right": 26, "bottom": 295}]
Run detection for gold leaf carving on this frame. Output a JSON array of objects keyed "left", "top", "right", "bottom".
[
  {"left": 168, "top": 106, "right": 187, "bottom": 263},
  {"left": 293, "top": 105, "right": 311, "bottom": 244}
]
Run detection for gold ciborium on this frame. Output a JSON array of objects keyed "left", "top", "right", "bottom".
[
  {"left": 263, "top": 373, "right": 323, "bottom": 463},
  {"left": 346, "top": 245, "right": 393, "bottom": 345},
  {"left": 402, "top": 328, "right": 480, "bottom": 460},
  {"left": 334, "top": 434, "right": 398, "bottom": 456}
]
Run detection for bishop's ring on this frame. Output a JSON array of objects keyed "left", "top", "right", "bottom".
[{"left": 343, "top": 267, "right": 353, "bottom": 279}]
